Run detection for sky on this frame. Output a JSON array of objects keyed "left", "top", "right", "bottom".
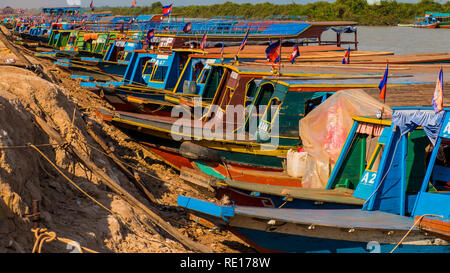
[{"left": 1, "top": 0, "right": 446, "bottom": 10}]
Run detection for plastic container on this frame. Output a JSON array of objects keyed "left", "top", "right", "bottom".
[
  {"left": 183, "top": 80, "right": 197, "bottom": 94},
  {"left": 286, "top": 149, "right": 307, "bottom": 178}
]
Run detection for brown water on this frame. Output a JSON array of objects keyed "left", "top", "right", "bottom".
[{"left": 322, "top": 26, "right": 450, "bottom": 55}]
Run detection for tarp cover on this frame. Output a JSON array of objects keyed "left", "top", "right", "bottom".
[
  {"left": 328, "top": 26, "right": 357, "bottom": 33},
  {"left": 392, "top": 109, "right": 445, "bottom": 145},
  {"left": 298, "top": 89, "right": 392, "bottom": 188}
]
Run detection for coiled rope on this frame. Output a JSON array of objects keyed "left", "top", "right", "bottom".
[{"left": 31, "top": 228, "right": 98, "bottom": 253}]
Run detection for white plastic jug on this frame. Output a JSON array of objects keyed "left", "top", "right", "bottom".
[{"left": 286, "top": 149, "right": 307, "bottom": 178}]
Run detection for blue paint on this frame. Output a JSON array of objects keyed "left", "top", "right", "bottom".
[
  {"left": 413, "top": 192, "right": 450, "bottom": 219},
  {"left": 364, "top": 124, "right": 398, "bottom": 211},
  {"left": 325, "top": 120, "right": 359, "bottom": 190},
  {"left": 233, "top": 227, "right": 450, "bottom": 253},
  {"left": 177, "top": 196, "right": 234, "bottom": 222},
  {"left": 353, "top": 170, "right": 377, "bottom": 200},
  {"left": 71, "top": 75, "right": 93, "bottom": 81}
]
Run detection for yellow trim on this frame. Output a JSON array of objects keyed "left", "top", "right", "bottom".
[
  {"left": 173, "top": 56, "right": 192, "bottom": 93},
  {"left": 242, "top": 82, "right": 275, "bottom": 132},
  {"left": 196, "top": 67, "right": 211, "bottom": 85},
  {"left": 366, "top": 143, "right": 385, "bottom": 172},
  {"left": 224, "top": 87, "right": 236, "bottom": 112},
  {"left": 259, "top": 97, "right": 282, "bottom": 133},
  {"left": 352, "top": 116, "right": 392, "bottom": 126},
  {"left": 111, "top": 115, "right": 293, "bottom": 156},
  {"left": 141, "top": 60, "right": 154, "bottom": 77},
  {"left": 149, "top": 64, "right": 169, "bottom": 83},
  {"left": 202, "top": 68, "right": 228, "bottom": 120}
]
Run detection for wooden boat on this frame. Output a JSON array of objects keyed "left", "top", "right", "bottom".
[
  {"left": 177, "top": 107, "right": 450, "bottom": 253},
  {"left": 55, "top": 32, "right": 145, "bottom": 81},
  {"left": 424, "top": 12, "right": 450, "bottom": 28},
  {"left": 413, "top": 16, "right": 438, "bottom": 28},
  {"left": 94, "top": 63, "right": 447, "bottom": 175}
]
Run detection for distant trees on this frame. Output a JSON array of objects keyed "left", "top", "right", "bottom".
[{"left": 98, "top": 0, "right": 450, "bottom": 26}]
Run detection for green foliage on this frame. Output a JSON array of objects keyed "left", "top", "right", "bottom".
[{"left": 97, "top": 0, "right": 450, "bottom": 26}]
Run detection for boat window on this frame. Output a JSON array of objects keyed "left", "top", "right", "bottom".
[
  {"left": 429, "top": 138, "right": 450, "bottom": 191},
  {"left": 245, "top": 82, "right": 275, "bottom": 132},
  {"left": 366, "top": 143, "right": 385, "bottom": 172},
  {"left": 245, "top": 78, "right": 261, "bottom": 107},
  {"left": 254, "top": 83, "right": 275, "bottom": 108},
  {"left": 193, "top": 62, "right": 204, "bottom": 82},
  {"left": 197, "top": 68, "right": 210, "bottom": 84},
  {"left": 304, "top": 93, "right": 332, "bottom": 116},
  {"left": 142, "top": 60, "right": 154, "bottom": 75},
  {"left": 124, "top": 52, "right": 132, "bottom": 61},
  {"left": 117, "top": 51, "right": 129, "bottom": 61},
  {"left": 259, "top": 98, "right": 281, "bottom": 133},
  {"left": 202, "top": 66, "right": 224, "bottom": 99},
  {"left": 151, "top": 65, "right": 169, "bottom": 82}
]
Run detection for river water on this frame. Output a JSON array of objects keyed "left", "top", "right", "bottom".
[{"left": 322, "top": 26, "right": 450, "bottom": 55}]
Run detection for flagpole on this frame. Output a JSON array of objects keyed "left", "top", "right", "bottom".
[
  {"left": 169, "top": 2, "right": 173, "bottom": 23},
  {"left": 279, "top": 37, "right": 282, "bottom": 75}
]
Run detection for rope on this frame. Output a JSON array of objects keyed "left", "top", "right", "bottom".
[
  {"left": 31, "top": 228, "right": 98, "bottom": 253},
  {"left": 0, "top": 143, "right": 59, "bottom": 149},
  {"left": 28, "top": 143, "right": 114, "bottom": 215},
  {"left": 76, "top": 135, "right": 167, "bottom": 184},
  {"left": 390, "top": 214, "right": 444, "bottom": 253}
]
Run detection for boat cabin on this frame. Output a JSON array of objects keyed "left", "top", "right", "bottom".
[{"left": 328, "top": 108, "right": 450, "bottom": 219}]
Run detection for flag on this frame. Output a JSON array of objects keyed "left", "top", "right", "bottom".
[
  {"left": 200, "top": 33, "right": 207, "bottom": 50},
  {"left": 90, "top": 1, "right": 94, "bottom": 11},
  {"left": 432, "top": 67, "right": 444, "bottom": 113},
  {"left": 289, "top": 44, "right": 300, "bottom": 64},
  {"left": 220, "top": 42, "right": 224, "bottom": 59},
  {"left": 162, "top": 4, "right": 173, "bottom": 16},
  {"left": 342, "top": 48, "right": 350, "bottom": 64},
  {"left": 378, "top": 64, "right": 389, "bottom": 101},
  {"left": 183, "top": 22, "right": 192, "bottom": 33},
  {"left": 146, "top": 29, "right": 154, "bottom": 45},
  {"left": 239, "top": 28, "right": 250, "bottom": 52},
  {"left": 131, "top": 1, "right": 136, "bottom": 8},
  {"left": 265, "top": 40, "right": 281, "bottom": 64}
]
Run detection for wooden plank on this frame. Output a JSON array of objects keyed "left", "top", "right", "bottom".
[
  {"left": 417, "top": 216, "right": 450, "bottom": 241},
  {"left": 224, "top": 178, "right": 365, "bottom": 205}
]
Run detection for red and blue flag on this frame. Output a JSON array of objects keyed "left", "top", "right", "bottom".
[
  {"left": 162, "top": 4, "right": 173, "bottom": 16},
  {"left": 378, "top": 64, "right": 389, "bottom": 101},
  {"left": 183, "top": 22, "right": 192, "bottom": 33},
  {"left": 239, "top": 28, "right": 250, "bottom": 52},
  {"left": 432, "top": 67, "right": 444, "bottom": 113},
  {"left": 200, "top": 33, "right": 207, "bottom": 50},
  {"left": 146, "top": 29, "right": 154, "bottom": 45},
  {"left": 265, "top": 40, "right": 281, "bottom": 64},
  {"left": 290, "top": 44, "right": 300, "bottom": 64},
  {"left": 220, "top": 42, "right": 224, "bottom": 59},
  {"left": 131, "top": 1, "right": 136, "bottom": 8},
  {"left": 90, "top": 0, "right": 94, "bottom": 11},
  {"left": 342, "top": 48, "right": 350, "bottom": 64}
]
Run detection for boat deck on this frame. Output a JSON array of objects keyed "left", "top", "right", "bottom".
[{"left": 235, "top": 207, "right": 416, "bottom": 230}]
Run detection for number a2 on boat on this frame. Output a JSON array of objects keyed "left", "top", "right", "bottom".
[{"left": 353, "top": 127, "right": 392, "bottom": 200}]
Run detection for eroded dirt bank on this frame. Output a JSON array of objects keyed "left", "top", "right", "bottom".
[{"left": 0, "top": 33, "right": 254, "bottom": 253}]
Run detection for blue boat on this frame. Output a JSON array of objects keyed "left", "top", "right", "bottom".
[{"left": 178, "top": 107, "right": 450, "bottom": 253}]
